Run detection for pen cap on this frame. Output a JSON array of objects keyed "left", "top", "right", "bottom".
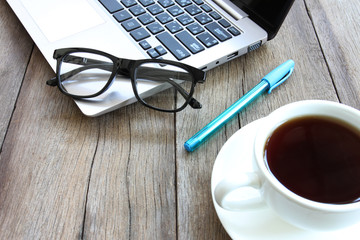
[{"left": 262, "top": 60, "right": 295, "bottom": 93}]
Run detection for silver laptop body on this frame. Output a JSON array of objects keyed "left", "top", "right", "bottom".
[{"left": 7, "top": 0, "right": 294, "bottom": 116}]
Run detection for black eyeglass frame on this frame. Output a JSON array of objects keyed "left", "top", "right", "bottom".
[{"left": 48, "top": 47, "right": 206, "bottom": 112}]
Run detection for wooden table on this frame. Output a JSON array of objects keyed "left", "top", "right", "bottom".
[{"left": 1, "top": 0, "right": 359, "bottom": 239}]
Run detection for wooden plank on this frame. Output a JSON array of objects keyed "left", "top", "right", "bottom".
[
  {"left": 305, "top": 0, "right": 360, "bottom": 109},
  {"left": 0, "top": 2, "right": 33, "bottom": 147},
  {"left": 82, "top": 105, "right": 177, "bottom": 239},
  {"left": 0, "top": 47, "right": 99, "bottom": 239},
  {"left": 0, "top": 45, "right": 178, "bottom": 239},
  {"left": 177, "top": 63, "right": 238, "bottom": 240},
  {"left": 238, "top": 0, "right": 340, "bottom": 125},
  {"left": 1, "top": 0, "right": 359, "bottom": 239},
  {"left": 176, "top": 0, "right": 338, "bottom": 238}
]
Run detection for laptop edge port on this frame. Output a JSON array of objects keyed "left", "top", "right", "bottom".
[{"left": 227, "top": 51, "right": 239, "bottom": 60}]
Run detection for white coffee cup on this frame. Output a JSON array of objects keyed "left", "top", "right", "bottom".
[{"left": 214, "top": 100, "right": 360, "bottom": 231}]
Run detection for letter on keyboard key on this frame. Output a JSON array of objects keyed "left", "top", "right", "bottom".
[
  {"left": 122, "top": 18, "right": 141, "bottom": 31},
  {"left": 176, "top": 31, "right": 204, "bottom": 54},
  {"left": 186, "top": 22, "right": 204, "bottom": 35},
  {"left": 114, "top": 10, "right": 132, "bottom": 22},
  {"left": 195, "top": 13, "right": 212, "bottom": 25},
  {"left": 121, "top": 0, "right": 137, "bottom": 7},
  {"left": 138, "top": 13, "right": 155, "bottom": 25},
  {"left": 205, "top": 22, "right": 232, "bottom": 41},
  {"left": 139, "top": 0, "right": 155, "bottom": 7},
  {"left": 166, "top": 21, "right": 183, "bottom": 33},
  {"left": 156, "top": 32, "right": 190, "bottom": 60},
  {"left": 197, "top": 32, "right": 218, "bottom": 47},
  {"left": 158, "top": 0, "right": 174, "bottom": 8},
  {"left": 175, "top": 0, "right": 192, "bottom": 7},
  {"left": 130, "top": 27, "right": 150, "bottom": 41}
]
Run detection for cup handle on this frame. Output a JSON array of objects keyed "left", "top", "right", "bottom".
[{"left": 214, "top": 172, "right": 262, "bottom": 210}]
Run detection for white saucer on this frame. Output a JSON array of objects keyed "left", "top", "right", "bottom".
[{"left": 211, "top": 119, "right": 360, "bottom": 240}]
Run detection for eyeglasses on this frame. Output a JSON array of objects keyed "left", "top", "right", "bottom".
[{"left": 46, "top": 48, "right": 206, "bottom": 112}]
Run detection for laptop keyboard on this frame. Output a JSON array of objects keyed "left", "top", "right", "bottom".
[{"left": 98, "top": 0, "right": 241, "bottom": 60}]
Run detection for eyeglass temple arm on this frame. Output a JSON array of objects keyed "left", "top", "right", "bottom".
[
  {"left": 46, "top": 56, "right": 120, "bottom": 86},
  {"left": 136, "top": 68, "right": 202, "bottom": 109},
  {"left": 62, "top": 55, "right": 196, "bottom": 82},
  {"left": 154, "top": 77, "right": 201, "bottom": 109},
  {"left": 159, "top": 78, "right": 201, "bottom": 109},
  {"left": 48, "top": 63, "right": 115, "bottom": 85}
]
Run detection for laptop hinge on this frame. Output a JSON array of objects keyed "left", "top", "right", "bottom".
[{"left": 212, "top": 0, "right": 248, "bottom": 20}]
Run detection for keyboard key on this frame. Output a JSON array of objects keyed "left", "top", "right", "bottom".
[
  {"left": 147, "top": 22, "right": 165, "bottom": 34},
  {"left": 156, "top": 32, "right": 190, "bottom": 60},
  {"left": 130, "top": 27, "right": 150, "bottom": 41},
  {"left": 99, "top": 0, "right": 124, "bottom": 13},
  {"left": 205, "top": 22, "right": 232, "bottom": 41},
  {"left": 113, "top": 10, "right": 132, "bottom": 22},
  {"left": 100, "top": 0, "right": 237, "bottom": 60},
  {"left": 228, "top": 26, "right": 241, "bottom": 36},
  {"left": 167, "top": 5, "right": 184, "bottom": 16},
  {"left": 197, "top": 32, "right": 218, "bottom": 48},
  {"left": 147, "top": 4, "right": 164, "bottom": 15},
  {"left": 175, "top": 31, "right": 205, "bottom": 54},
  {"left": 139, "top": 40, "right": 151, "bottom": 49},
  {"left": 147, "top": 48, "right": 160, "bottom": 58},
  {"left": 200, "top": 4, "right": 212, "bottom": 12},
  {"left": 209, "top": 11, "right": 221, "bottom": 20},
  {"left": 175, "top": 0, "right": 192, "bottom": 7},
  {"left": 156, "top": 12, "right": 173, "bottom": 24},
  {"left": 139, "top": 0, "right": 155, "bottom": 7},
  {"left": 218, "top": 19, "right": 231, "bottom": 28},
  {"left": 195, "top": 13, "right": 212, "bottom": 25},
  {"left": 177, "top": 14, "right": 194, "bottom": 25},
  {"left": 122, "top": 18, "right": 141, "bottom": 31},
  {"left": 185, "top": 4, "right": 202, "bottom": 16},
  {"left": 121, "top": 0, "right": 137, "bottom": 7},
  {"left": 158, "top": 0, "right": 174, "bottom": 7},
  {"left": 186, "top": 22, "right": 204, "bottom": 35},
  {"left": 129, "top": 5, "right": 146, "bottom": 16},
  {"left": 155, "top": 45, "right": 167, "bottom": 55},
  {"left": 165, "top": 21, "right": 183, "bottom": 33},
  {"left": 138, "top": 13, "right": 155, "bottom": 25}
]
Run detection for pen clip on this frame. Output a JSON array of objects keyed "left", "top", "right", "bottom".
[{"left": 262, "top": 59, "right": 295, "bottom": 93}]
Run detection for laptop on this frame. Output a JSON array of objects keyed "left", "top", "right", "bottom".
[{"left": 7, "top": 0, "right": 294, "bottom": 116}]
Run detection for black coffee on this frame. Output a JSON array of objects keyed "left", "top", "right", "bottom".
[{"left": 265, "top": 116, "right": 360, "bottom": 204}]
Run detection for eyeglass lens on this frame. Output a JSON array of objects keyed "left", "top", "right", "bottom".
[
  {"left": 59, "top": 52, "right": 114, "bottom": 97},
  {"left": 58, "top": 51, "right": 195, "bottom": 111},
  {"left": 134, "top": 62, "right": 194, "bottom": 111}
]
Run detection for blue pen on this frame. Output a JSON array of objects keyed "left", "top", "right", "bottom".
[{"left": 184, "top": 59, "right": 295, "bottom": 152}]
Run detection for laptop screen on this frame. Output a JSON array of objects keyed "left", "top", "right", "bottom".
[{"left": 230, "top": 0, "right": 295, "bottom": 40}]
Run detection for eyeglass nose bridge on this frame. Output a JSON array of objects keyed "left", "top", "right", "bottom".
[{"left": 114, "top": 58, "right": 132, "bottom": 77}]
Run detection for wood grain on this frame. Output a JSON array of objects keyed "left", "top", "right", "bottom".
[
  {"left": 83, "top": 105, "right": 177, "bottom": 239},
  {"left": 0, "top": 47, "right": 99, "bottom": 239},
  {"left": 0, "top": 2, "right": 33, "bottom": 146},
  {"left": 305, "top": 0, "right": 360, "bottom": 109},
  {"left": 176, "top": 0, "right": 339, "bottom": 238},
  {"left": 0, "top": 0, "right": 360, "bottom": 239}
]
